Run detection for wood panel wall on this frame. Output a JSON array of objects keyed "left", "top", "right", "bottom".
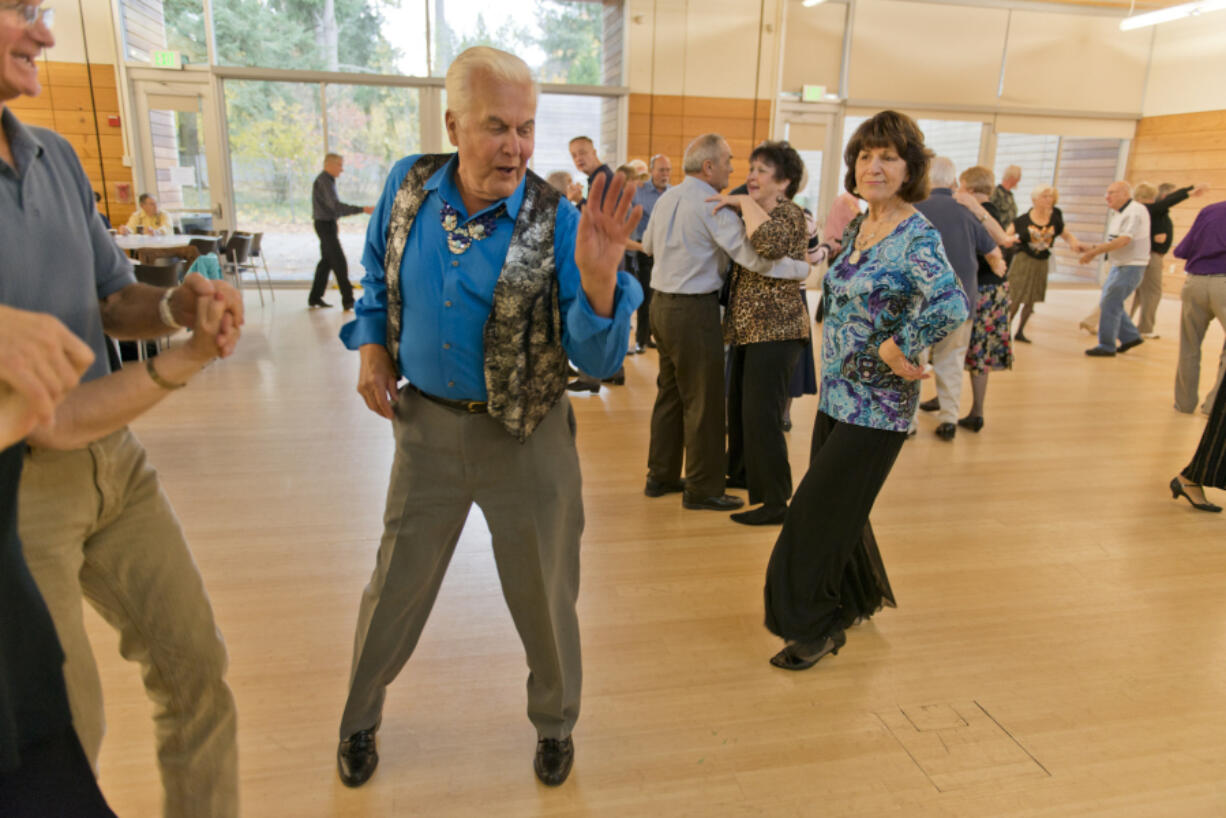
[
  {"left": 1126, "top": 109, "right": 1226, "bottom": 292},
  {"left": 627, "top": 94, "right": 772, "bottom": 184},
  {"left": 8, "top": 60, "right": 135, "bottom": 226}
]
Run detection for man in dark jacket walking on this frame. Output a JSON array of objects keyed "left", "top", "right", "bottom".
[{"left": 310, "top": 153, "right": 373, "bottom": 310}]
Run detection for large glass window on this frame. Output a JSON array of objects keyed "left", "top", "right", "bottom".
[
  {"left": 534, "top": 93, "right": 606, "bottom": 182},
  {"left": 327, "top": 85, "right": 424, "bottom": 276},
  {"left": 429, "top": 0, "right": 610, "bottom": 84},
  {"left": 842, "top": 115, "right": 983, "bottom": 179},
  {"left": 994, "top": 133, "right": 1059, "bottom": 193},
  {"left": 225, "top": 81, "right": 324, "bottom": 280}
]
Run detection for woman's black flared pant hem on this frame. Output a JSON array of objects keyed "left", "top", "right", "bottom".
[
  {"left": 764, "top": 412, "right": 904, "bottom": 642},
  {"left": 727, "top": 339, "right": 806, "bottom": 507},
  {"left": 1182, "top": 376, "right": 1226, "bottom": 489}
]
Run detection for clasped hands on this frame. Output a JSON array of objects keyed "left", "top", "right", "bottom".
[{"left": 169, "top": 272, "right": 244, "bottom": 359}]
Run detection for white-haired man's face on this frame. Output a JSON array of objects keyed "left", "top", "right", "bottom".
[{"left": 445, "top": 72, "right": 536, "bottom": 209}]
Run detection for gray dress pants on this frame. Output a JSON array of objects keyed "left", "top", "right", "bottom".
[{"left": 340, "top": 387, "right": 584, "bottom": 741}]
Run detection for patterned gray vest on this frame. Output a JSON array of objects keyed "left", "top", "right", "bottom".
[{"left": 383, "top": 154, "right": 567, "bottom": 442}]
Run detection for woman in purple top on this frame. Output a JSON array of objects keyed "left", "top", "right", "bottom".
[{"left": 763, "top": 111, "right": 968, "bottom": 670}]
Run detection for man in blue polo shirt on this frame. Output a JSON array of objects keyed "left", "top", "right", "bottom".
[
  {"left": 914, "top": 157, "right": 1004, "bottom": 440},
  {"left": 335, "top": 46, "right": 641, "bottom": 790}
]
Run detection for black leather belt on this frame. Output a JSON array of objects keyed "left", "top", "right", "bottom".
[{"left": 408, "top": 383, "right": 488, "bottom": 413}]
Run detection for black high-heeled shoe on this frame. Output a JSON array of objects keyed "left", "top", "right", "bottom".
[
  {"left": 1170, "top": 477, "right": 1222, "bottom": 512},
  {"left": 769, "top": 630, "right": 847, "bottom": 671}
]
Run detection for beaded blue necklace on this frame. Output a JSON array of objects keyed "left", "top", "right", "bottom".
[{"left": 440, "top": 201, "right": 504, "bottom": 255}]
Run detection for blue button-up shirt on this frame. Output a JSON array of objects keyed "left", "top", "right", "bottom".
[
  {"left": 341, "top": 154, "right": 642, "bottom": 401},
  {"left": 630, "top": 181, "right": 668, "bottom": 242}
]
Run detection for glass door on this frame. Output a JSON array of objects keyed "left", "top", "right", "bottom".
[
  {"left": 774, "top": 106, "right": 838, "bottom": 226},
  {"left": 129, "top": 75, "right": 230, "bottom": 236}
]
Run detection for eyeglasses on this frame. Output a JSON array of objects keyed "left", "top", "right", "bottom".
[{"left": 0, "top": 3, "right": 54, "bottom": 29}]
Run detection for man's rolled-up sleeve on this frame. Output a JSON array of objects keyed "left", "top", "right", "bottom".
[{"left": 554, "top": 202, "right": 643, "bottom": 379}]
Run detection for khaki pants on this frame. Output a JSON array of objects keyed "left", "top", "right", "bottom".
[
  {"left": 1130, "top": 252, "right": 1165, "bottom": 335},
  {"left": 340, "top": 390, "right": 584, "bottom": 741},
  {"left": 18, "top": 428, "right": 238, "bottom": 818},
  {"left": 920, "top": 319, "right": 973, "bottom": 425},
  {"left": 1176, "top": 274, "right": 1226, "bottom": 414}
]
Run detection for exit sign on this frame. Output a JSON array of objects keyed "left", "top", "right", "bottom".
[
  {"left": 801, "top": 85, "right": 827, "bottom": 102},
  {"left": 153, "top": 50, "right": 182, "bottom": 69}
]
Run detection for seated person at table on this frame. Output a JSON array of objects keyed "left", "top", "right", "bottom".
[{"left": 119, "top": 193, "right": 172, "bottom": 235}]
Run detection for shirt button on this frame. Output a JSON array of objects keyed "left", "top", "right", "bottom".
[
  {"left": 448, "top": 381, "right": 455, "bottom": 388},
  {"left": 443, "top": 343, "right": 451, "bottom": 350},
  {"left": 444, "top": 300, "right": 452, "bottom": 307},
  {"left": 451, "top": 260, "right": 459, "bottom": 267}
]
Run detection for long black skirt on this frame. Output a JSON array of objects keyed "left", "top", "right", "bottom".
[
  {"left": 764, "top": 411, "right": 904, "bottom": 642},
  {"left": 1183, "top": 378, "right": 1226, "bottom": 490}
]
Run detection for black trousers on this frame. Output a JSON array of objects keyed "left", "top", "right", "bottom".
[
  {"left": 764, "top": 412, "right": 904, "bottom": 642},
  {"left": 1183, "top": 373, "right": 1226, "bottom": 489},
  {"left": 647, "top": 291, "right": 726, "bottom": 498},
  {"left": 0, "top": 728, "right": 117, "bottom": 817},
  {"left": 634, "top": 251, "right": 654, "bottom": 347},
  {"left": 311, "top": 219, "right": 354, "bottom": 306},
  {"left": 727, "top": 340, "right": 806, "bottom": 507}
]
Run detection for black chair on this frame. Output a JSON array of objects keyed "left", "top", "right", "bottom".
[
  {"left": 222, "top": 233, "right": 261, "bottom": 305},
  {"left": 188, "top": 236, "right": 219, "bottom": 256},
  {"left": 239, "top": 231, "right": 275, "bottom": 301}
]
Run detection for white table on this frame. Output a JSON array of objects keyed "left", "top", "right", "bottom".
[{"left": 114, "top": 234, "right": 220, "bottom": 251}]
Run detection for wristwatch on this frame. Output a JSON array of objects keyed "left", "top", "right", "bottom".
[{"left": 158, "top": 287, "right": 182, "bottom": 330}]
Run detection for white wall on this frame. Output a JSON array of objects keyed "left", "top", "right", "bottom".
[
  {"left": 47, "top": 0, "right": 118, "bottom": 64},
  {"left": 626, "top": 0, "right": 780, "bottom": 98},
  {"left": 1142, "top": 13, "right": 1226, "bottom": 117}
]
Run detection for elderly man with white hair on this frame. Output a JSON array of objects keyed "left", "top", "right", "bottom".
[
  {"left": 642, "top": 134, "right": 809, "bottom": 511},
  {"left": 335, "top": 46, "right": 643, "bottom": 789},
  {"left": 990, "top": 164, "right": 1021, "bottom": 233},
  {"left": 913, "top": 157, "right": 1003, "bottom": 439},
  {"left": 1080, "top": 181, "right": 1151, "bottom": 357}
]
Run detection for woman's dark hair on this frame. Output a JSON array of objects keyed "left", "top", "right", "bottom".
[
  {"left": 843, "top": 110, "right": 932, "bottom": 204},
  {"left": 749, "top": 140, "right": 805, "bottom": 200}
]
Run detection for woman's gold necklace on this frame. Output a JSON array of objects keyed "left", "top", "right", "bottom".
[{"left": 849, "top": 206, "right": 905, "bottom": 264}]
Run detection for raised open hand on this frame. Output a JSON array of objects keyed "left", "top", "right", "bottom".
[{"left": 574, "top": 171, "right": 643, "bottom": 317}]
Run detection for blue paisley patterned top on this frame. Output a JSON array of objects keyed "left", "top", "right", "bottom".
[{"left": 820, "top": 212, "right": 969, "bottom": 431}]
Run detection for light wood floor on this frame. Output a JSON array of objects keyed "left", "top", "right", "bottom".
[{"left": 88, "top": 286, "right": 1226, "bottom": 817}]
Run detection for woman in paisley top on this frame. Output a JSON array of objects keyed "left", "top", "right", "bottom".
[
  {"left": 710, "top": 141, "right": 810, "bottom": 526},
  {"left": 763, "top": 111, "right": 969, "bottom": 670}
]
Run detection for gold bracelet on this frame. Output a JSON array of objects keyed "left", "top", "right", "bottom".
[{"left": 145, "top": 357, "right": 186, "bottom": 390}]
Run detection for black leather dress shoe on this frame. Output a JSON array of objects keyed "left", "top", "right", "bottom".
[
  {"left": 308, "top": 299, "right": 334, "bottom": 309},
  {"left": 337, "top": 728, "right": 378, "bottom": 788},
  {"left": 1085, "top": 346, "right": 1116, "bottom": 357},
  {"left": 342, "top": 302, "right": 355, "bottom": 312},
  {"left": 682, "top": 493, "right": 745, "bottom": 511},
  {"left": 644, "top": 477, "right": 686, "bottom": 497},
  {"left": 1117, "top": 337, "right": 1144, "bottom": 353},
  {"left": 935, "top": 422, "right": 956, "bottom": 441},
  {"left": 730, "top": 504, "right": 787, "bottom": 525},
  {"left": 957, "top": 415, "right": 984, "bottom": 433},
  {"left": 601, "top": 373, "right": 625, "bottom": 385},
  {"left": 534, "top": 735, "right": 574, "bottom": 786},
  {"left": 566, "top": 379, "right": 600, "bottom": 393},
  {"left": 919, "top": 397, "right": 940, "bottom": 412}
]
